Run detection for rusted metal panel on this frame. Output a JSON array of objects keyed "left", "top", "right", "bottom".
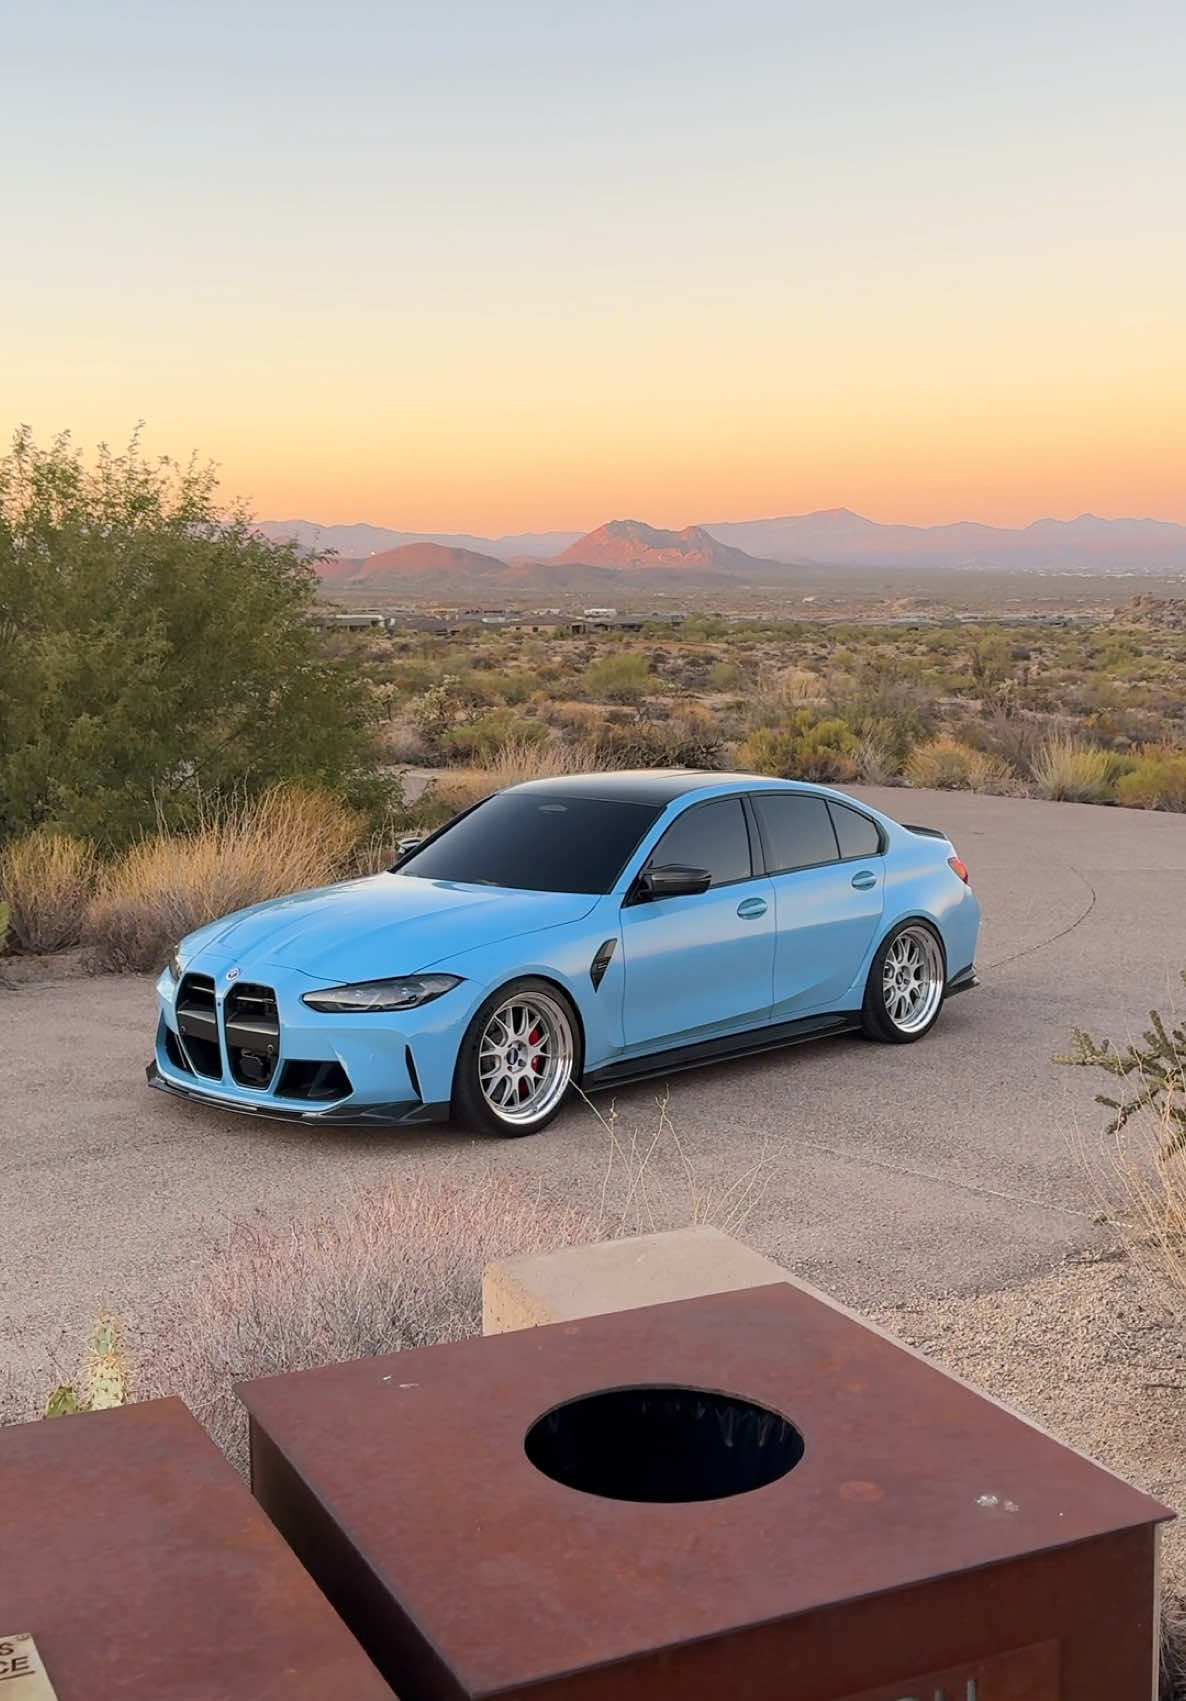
[
  {"left": 821, "top": 1639, "right": 1059, "bottom": 1701},
  {"left": 238, "top": 1282, "right": 1173, "bottom": 1701},
  {"left": 0, "top": 1397, "right": 397, "bottom": 1700}
]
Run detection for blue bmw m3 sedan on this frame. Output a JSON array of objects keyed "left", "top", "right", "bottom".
[{"left": 148, "top": 770, "right": 980, "bottom": 1137}]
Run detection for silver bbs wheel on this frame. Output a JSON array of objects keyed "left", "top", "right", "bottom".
[
  {"left": 477, "top": 991, "right": 574, "bottom": 1127},
  {"left": 881, "top": 925, "right": 945, "bottom": 1035}
]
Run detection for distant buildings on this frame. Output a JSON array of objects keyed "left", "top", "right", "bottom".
[{"left": 312, "top": 605, "right": 687, "bottom": 636}]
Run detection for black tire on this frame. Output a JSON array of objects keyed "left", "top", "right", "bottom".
[
  {"left": 451, "top": 977, "right": 582, "bottom": 1138},
  {"left": 860, "top": 920, "right": 947, "bottom": 1044}
]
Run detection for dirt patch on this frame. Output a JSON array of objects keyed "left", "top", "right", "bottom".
[
  {"left": 873, "top": 1248, "right": 1185, "bottom": 1588},
  {"left": 0, "top": 948, "right": 89, "bottom": 986}
]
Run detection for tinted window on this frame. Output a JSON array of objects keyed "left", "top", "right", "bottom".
[
  {"left": 754, "top": 793, "right": 838, "bottom": 873},
  {"left": 829, "top": 801, "right": 883, "bottom": 859},
  {"left": 647, "top": 797, "right": 752, "bottom": 887},
  {"left": 397, "top": 794, "right": 659, "bottom": 894}
]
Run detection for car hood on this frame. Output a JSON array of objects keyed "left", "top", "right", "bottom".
[{"left": 180, "top": 874, "right": 597, "bottom": 982}]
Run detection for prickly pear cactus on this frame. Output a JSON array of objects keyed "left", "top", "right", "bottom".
[
  {"left": 83, "top": 1312, "right": 131, "bottom": 1411},
  {"left": 43, "top": 1312, "right": 131, "bottom": 1418},
  {"left": 44, "top": 1385, "right": 81, "bottom": 1418}
]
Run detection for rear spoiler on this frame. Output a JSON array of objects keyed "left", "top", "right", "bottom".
[{"left": 901, "top": 822, "right": 948, "bottom": 841}]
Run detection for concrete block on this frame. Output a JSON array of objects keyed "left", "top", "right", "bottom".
[{"left": 482, "top": 1223, "right": 793, "bottom": 1333}]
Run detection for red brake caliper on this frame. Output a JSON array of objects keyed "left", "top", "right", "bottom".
[{"left": 529, "top": 1023, "right": 544, "bottom": 1072}]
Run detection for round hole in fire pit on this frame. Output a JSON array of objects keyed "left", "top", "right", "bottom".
[{"left": 524, "top": 1385, "right": 803, "bottom": 1503}]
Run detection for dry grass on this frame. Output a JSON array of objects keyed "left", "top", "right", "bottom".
[
  {"left": 0, "top": 830, "right": 96, "bottom": 952},
  {"left": 1098, "top": 1098, "right": 1186, "bottom": 1320},
  {"left": 586, "top": 1089, "right": 775, "bottom": 1240},
  {"left": 904, "top": 736, "right": 1014, "bottom": 793},
  {"left": 83, "top": 786, "right": 359, "bottom": 973},
  {"left": 436, "top": 737, "right": 603, "bottom": 812},
  {"left": 1032, "top": 734, "right": 1127, "bottom": 803},
  {"left": 142, "top": 1173, "right": 597, "bottom": 1472}
]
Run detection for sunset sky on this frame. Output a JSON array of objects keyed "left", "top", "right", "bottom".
[{"left": 3, "top": 0, "right": 1183, "bottom": 533}]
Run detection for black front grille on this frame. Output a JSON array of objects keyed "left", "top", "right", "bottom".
[
  {"left": 176, "top": 974, "right": 221, "bottom": 1078},
  {"left": 225, "top": 982, "right": 280, "bottom": 1088}
]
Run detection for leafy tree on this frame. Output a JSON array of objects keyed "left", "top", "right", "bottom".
[{"left": 0, "top": 428, "right": 384, "bottom": 845}]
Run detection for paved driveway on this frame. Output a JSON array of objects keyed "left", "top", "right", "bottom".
[{"left": 4, "top": 787, "right": 1185, "bottom": 1396}]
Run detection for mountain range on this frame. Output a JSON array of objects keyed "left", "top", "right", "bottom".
[{"left": 259, "top": 509, "right": 1186, "bottom": 585}]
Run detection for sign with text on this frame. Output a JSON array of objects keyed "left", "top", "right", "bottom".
[
  {"left": 833, "top": 1640, "right": 1059, "bottom": 1701},
  {"left": 0, "top": 1635, "right": 59, "bottom": 1701}
]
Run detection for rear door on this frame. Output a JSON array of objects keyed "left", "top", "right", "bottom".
[
  {"left": 751, "top": 792, "right": 886, "bottom": 1017},
  {"left": 620, "top": 796, "right": 775, "bottom": 1048}
]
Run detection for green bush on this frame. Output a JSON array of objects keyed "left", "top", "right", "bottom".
[
  {"left": 737, "top": 712, "right": 859, "bottom": 783},
  {"left": 440, "top": 711, "right": 546, "bottom": 763},
  {"left": 584, "top": 652, "right": 653, "bottom": 704},
  {"left": 0, "top": 428, "right": 383, "bottom": 846},
  {"left": 1115, "top": 746, "right": 1186, "bottom": 812}
]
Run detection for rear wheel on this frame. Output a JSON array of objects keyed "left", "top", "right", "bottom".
[
  {"left": 452, "top": 978, "right": 580, "bottom": 1137},
  {"left": 861, "top": 921, "right": 946, "bottom": 1043}
]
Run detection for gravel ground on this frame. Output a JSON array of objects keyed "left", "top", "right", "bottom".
[{"left": 874, "top": 1247, "right": 1185, "bottom": 1589}]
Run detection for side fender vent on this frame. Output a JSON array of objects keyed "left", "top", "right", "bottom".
[{"left": 590, "top": 938, "right": 617, "bottom": 991}]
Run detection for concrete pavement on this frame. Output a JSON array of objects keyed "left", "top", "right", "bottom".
[{"left": 3, "top": 786, "right": 1185, "bottom": 1401}]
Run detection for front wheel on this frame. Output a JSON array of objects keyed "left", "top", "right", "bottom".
[
  {"left": 452, "top": 978, "right": 581, "bottom": 1137},
  {"left": 861, "top": 921, "right": 946, "bottom": 1044}
]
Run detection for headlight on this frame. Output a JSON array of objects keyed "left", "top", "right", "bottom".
[
  {"left": 166, "top": 950, "right": 182, "bottom": 982},
  {"left": 301, "top": 974, "right": 461, "bottom": 1014}
]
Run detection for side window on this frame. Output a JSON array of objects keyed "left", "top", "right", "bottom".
[
  {"left": 828, "top": 801, "right": 884, "bottom": 859},
  {"left": 647, "top": 798, "right": 752, "bottom": 887},
  {"left": 753, "top": 793, "right": 839, "bottom": 873}
]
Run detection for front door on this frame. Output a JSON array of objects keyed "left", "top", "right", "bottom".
[{"left": 620, "top": 796, "right": 775, "bottom": 1048}]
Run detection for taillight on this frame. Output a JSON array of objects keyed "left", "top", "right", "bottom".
[{"left": 948, "top": 855, "right": 970, "bottom": 884}]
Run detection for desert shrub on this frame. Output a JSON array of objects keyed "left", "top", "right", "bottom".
[
  {"left": 1031, "top": 736, "right": 1129, "bottom": 803},
  {"left": 466, "top": 668, "right": 543, "bottom": 705},
  {"left": 708, "top": 660, "right": 744, "bottom": 691},
  {"left": 904, "top": 737, "right": 1013, "bottom": 793},
  {"left": 1115, "top": 746, "right": 1186, "bottom": 813},
  {"left": 737, "top": 712, "right": 859, "bottom": 783},
  {"left": 587, "top": 709, "right": 724, "bottom": 770},
  {"left": 854, "top": 732, "right": 899, "bottom": 785},
  {"left": 408, "top": 674, "right": 471, "bottom": 758},
  {"left": 0, "top": 828, "right": 96, "bottom": 951},
  {"left": 440, "top": 710, "right": 546, "bottom": 763},
  {"left": 380, "top": 720, "right": 430, "bottom": 765},
  {"left": 1060, "top": 980, "right": 1186, "bottom": 1326},
  {"left": 830, "top": 664, "right": 937, "bottom": 768},
  {"left": 583, "top": 651, "right": 653, "bottom": 704},
  {"left": 83, "top": 786, "right": 358, "bottom": 972},
  {"left": 143, "top": 1174, "right": 596, "bottom": 1471}
]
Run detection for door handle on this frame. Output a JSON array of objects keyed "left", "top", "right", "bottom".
[
  {"left": 850, "top": 870, "right": 878, "bottom": 891},
  {"left": 736, "top": 896, "right": 768, "bottom": 919}
]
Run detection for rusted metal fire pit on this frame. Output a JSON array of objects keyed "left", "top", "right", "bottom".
[
  {"left": 0, "top": 1397, "right": 395, "bottom": 1700},
  {"left": 239, "top": 1283, "right": 1173, "bottom": 1701}
]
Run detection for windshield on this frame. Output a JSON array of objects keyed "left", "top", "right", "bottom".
[{"left": 396, "top": 792, "right": 660, "bottom": 894}]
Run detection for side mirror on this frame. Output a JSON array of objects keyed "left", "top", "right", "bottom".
[
  {"left": 394, "top": 833, "right": 426, "bottom": 863},
  {"left": 635, "top": 863, "right": 713, "bottom": 902}
]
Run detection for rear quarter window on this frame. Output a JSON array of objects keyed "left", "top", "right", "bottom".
[{"left": 827, "top": 801, "right": 885, "bottom": 859}]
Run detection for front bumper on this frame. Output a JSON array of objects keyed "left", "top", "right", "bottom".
[
  {"left": 152, "top": 954, "right": 467, "bottom": 1128},
  {"left": 146, "top": 1061, "right": 448, "bottom": 1126}
]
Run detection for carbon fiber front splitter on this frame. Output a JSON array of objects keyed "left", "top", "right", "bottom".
[{"left": 146, "top": 1061, "right": 449, "bottom": 1127}]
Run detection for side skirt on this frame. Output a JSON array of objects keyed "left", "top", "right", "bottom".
[{"left": 582, "top": 1012, "right": 860, "bottom": 1094}]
